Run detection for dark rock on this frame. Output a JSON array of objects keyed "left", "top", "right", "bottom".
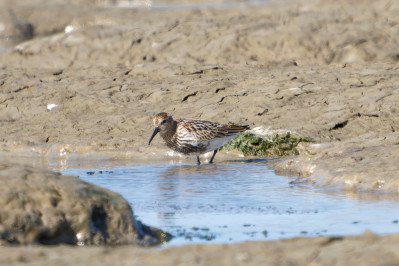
[{"left": 0, "top": 163, "right": 161, "bottom": 246}]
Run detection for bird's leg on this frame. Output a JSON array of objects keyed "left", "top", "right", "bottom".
[
  {"left": 197, "top": 156, "right": 201, "bottom": 166},
  {"left": 209, "top": 150, "right": 218, "bottom": 164}
]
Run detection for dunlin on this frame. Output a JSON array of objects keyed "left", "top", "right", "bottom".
[{"left": 148, "top": 112, "right": 249, "bottom": 165}]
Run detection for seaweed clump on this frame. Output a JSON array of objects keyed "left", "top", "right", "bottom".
[
  {"left": 221, "top": 132, "right": 312, "bottom": 156},
  {"left": 154, "top": 228, "right": 173, "bottom": 244}
]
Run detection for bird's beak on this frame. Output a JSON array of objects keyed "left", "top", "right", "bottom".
[{"left": 148, "top": 127, "right": 159, "bottom": 145}]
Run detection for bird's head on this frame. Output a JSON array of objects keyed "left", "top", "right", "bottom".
[{"left": 148, "top": 112, "right": 174, "bottom": 145}]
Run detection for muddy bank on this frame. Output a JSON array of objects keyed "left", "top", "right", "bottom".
[
  {"left": 0, "top": 62, "right": 398, "bottom": 191},
  {"left": 1, "top": 231, "right": 399, "bottom": 265},
  {"left": 2, "top": 0, "right": 399, "bottom": 66}
]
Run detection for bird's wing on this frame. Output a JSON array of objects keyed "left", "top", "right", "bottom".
[{"left": 177, "top": 119, "right": 249, "bottom": 141}]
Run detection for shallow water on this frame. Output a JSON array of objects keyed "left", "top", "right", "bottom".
[{"left": 53, "top": 159, "right": 399, "bottom": 246}]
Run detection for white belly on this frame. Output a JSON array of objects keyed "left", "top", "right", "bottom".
[{"left": 198, "top": 135, "right": 238, "bottom": 154}]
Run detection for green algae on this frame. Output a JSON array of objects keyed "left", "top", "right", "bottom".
[
  {"left": 155, "top": 228, "right": 173, "bottom": 244},
  {"left": 221, "top": 132, "right": 312, "bottom": 156}
]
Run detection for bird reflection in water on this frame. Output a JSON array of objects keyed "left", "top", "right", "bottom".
[{"left": 155, "top": 164, "right": 219, "bottom": 221}]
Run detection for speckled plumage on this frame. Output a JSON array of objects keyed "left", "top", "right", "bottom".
[{"left": 148, "top": 112, "right": 249, "bottom": 165}]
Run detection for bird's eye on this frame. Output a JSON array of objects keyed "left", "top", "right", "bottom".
[{"left": 160, "top": 120, "right": 166, "bottom": 125}]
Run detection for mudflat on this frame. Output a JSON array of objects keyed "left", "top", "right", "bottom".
[{"left": 1, "top": 0, "right": 399, "bottom": 264}]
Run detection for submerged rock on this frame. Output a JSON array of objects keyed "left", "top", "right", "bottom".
[{"left": 0, "top": 163, "right": 166, "bottom": 246}]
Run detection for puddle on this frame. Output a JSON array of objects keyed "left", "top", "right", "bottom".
[{"left": 51, "top": 159, "right": 399, "bottom": 246}]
